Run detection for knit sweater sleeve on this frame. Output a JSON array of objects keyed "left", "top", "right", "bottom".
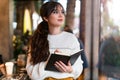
[
  {"left": 71, "top": 55, "right": 83, "bottom": 79},
  {"left": 70, "top": 35, "right": 83, "bottom": 79},
  {"left": 26, "top": 53, "right": 46, "bottom": 80}
]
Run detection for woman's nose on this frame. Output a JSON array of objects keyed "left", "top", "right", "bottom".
[{"left": 59, "top": 12, "right": 64, "bottom": 17}]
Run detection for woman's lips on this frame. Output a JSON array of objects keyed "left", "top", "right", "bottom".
[{"left": 58, "top": 19, "right": 63, "bottom": 21}]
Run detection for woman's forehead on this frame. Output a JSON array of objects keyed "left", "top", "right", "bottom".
[{"left": 54, "top": 5, "right": 63, "bottom": 10}]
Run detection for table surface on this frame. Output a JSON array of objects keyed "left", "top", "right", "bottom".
[
  {"left": 0, "top": 64, "right": 31, "bottom": 80},
  {"left": 0, "top": 73, "right": 29, "bottom": 80}
]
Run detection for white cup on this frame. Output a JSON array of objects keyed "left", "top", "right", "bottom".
[{"left": 5, "top": 62, "right": 14, "bottom": 76}]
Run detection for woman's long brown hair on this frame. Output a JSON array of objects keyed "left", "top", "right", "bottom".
[{"left": 30, "top": 1, "right": 64, "bottom": 65}]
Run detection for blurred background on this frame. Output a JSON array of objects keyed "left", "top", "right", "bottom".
[{"left": 0, "top": 0, "right": 120, "bottom": 80}]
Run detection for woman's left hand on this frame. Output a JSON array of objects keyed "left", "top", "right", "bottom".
[{"left": 54, "top": 61, "right": 73, "bottom": 73}]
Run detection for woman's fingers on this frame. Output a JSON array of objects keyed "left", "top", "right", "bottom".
[
  {"left": 54, "top": 49, "right": 60, "bottom": 53},
  {"left": 54, "top": 61, "right": 64, "bottom": 72},
  {"left": 54, "top": 61, "right": 73, "bottom": 73}
]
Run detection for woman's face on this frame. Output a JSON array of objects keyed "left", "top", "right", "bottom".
[{"left": 45, "top": 5, "right": 65, "bottom": 27}]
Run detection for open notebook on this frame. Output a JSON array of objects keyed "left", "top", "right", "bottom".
[{"left": 45, "top": 49, "right": 83, "bottom": 72}]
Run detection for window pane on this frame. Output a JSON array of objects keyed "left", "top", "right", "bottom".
[{"left": 100, "top": 0, "right": 120, "bottom": 79}]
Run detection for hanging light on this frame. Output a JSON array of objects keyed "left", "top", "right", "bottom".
[{"left": 23, "top": 8, "right": 32, "bottom": 35}]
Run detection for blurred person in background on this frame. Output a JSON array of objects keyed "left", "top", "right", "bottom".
[{"left": 99, "top": 31, "right": 120, "bottom": 80}]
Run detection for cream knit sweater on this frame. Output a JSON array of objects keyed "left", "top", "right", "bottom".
[{"left": 26, "top": 31, "right": 83, "bottom": 80}]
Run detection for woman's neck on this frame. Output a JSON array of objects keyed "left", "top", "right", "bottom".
[{"left": 49, "top": 26, "right": 62, "bottom": 35}]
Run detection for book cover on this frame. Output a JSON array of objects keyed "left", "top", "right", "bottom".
[{"left": 45, "top": 49, "right": 83, "bottom": 72}]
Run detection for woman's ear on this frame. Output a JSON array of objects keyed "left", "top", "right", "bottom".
[{"left": 43, "top": 17, "right": 48, "bottom": 22}]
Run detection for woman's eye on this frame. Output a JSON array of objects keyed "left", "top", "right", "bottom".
[
  {"left": 52, "top": 10, "right": 65, "bottom": 15},
  {"left": 62, "top": 11, "right": 65, "bottom": 14},
  {"left": 53, "top": 10, "right": 59, "bottom": 14}
]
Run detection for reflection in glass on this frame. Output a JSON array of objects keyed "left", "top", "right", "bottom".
[{"left": 100, "top": 0, "right": 120, "bottom": 79}]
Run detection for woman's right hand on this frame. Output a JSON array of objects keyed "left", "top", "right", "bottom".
[{"left": 54, "top": 49, "right": 61, "bottom": 53}]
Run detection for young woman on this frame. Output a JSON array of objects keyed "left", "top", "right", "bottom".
[{"left": 26, "top": 1, "right": 83, "bottom": 80}]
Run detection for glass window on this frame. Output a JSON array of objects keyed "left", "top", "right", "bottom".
[{"left": 99, "top": 0, "right": 120, "bottom": 79}]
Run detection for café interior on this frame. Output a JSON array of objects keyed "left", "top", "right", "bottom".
[{"left": 0, "top": 0, "right": 120, "bottom": 80}]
